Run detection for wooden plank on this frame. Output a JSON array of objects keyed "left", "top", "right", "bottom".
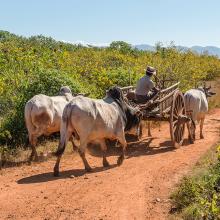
[
  {"left": 157, "top": 89, "right": 178, "bottom": 104},
  {"left": 160, "top": 82, "right": 180, "bottom": 93},
  {"left": 142, "top": 114, "right": 169, "bottom": 121},
  {"left": 120, "top": 86, "right": 135, "bottom": 91},
  {"left": 161, "top": 106, "right": 171, "bottom": 115},
  {"left": 121, "top": 81, "right": 179, "bottom": 94},
  {"left": 130, "top": 89, "right": 176, "bottom": 111}
]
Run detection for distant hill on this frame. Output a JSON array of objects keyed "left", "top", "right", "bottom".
[
  {"left": 134, "top": 44, "right": 220, "bottom": 57},
  {"left": 190, "top": 46, "right": 220, "bottom": 56},
  {"left": 1, "top": 29, "right": 219, "bottom": 57},
  {"left": 133, "top": 44, "right": 155, "bottom": 51}
]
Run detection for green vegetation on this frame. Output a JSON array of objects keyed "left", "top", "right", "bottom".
[
  {"left": 171, "top": 144, "right": 220, "bottom": 220},
  {"left": 0, "top": 30, "right": 220, "bottom": 147}
]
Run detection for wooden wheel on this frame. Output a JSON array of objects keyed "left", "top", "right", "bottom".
[{"left": 170, "top": 90, "right": 186, "bottom": 148}]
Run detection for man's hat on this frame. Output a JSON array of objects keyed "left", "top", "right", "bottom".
[{"left": 145, "top": 66, "right": 156, "bottom": 75}]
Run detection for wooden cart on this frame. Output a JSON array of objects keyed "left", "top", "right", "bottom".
[{"left": 121, "top": 82, "right": 189, "bottom": 148}]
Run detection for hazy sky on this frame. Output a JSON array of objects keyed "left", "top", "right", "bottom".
[{"left": 1, "top": 0, "right": 220, "bottom": 47}]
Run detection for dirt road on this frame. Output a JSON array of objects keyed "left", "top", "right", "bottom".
[{"left": 0, "top": 109, "right": 220, "bottom": 220}]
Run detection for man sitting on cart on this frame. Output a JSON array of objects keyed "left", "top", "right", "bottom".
[{"left": 135, "top": 66, "right": 159, "bottom": 103}]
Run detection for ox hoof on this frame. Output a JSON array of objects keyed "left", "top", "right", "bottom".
[
  {"left": 85, "top": 166, "right": 92, "bottom": 172},
  {"left": 54, "top": 171, "right": 59, "bottom": 177},
  {"left": 28, "top": 155, "right": 34, "bottom": 163},
  {"left": 117, "top": 156, "right": 124, "bottom": 166},
  {"left": 188, "top": 136, "right": 194, "bottom": 144},
  {"left": 190, "top": 139, "right": 194, "bottom": 144},
  {"left": 189, "top": 139, "right": 194, "bottom": 144},
  {"left": 27, "top": 159, "right": 33, "bottom": 165},
  {"left": 33, "top": 156, "right": 39, "bottom": 162},
  {"left": 53, "top": 168, "right": 60, "bottom": 177},
  {"left": 103, "top": 160, "right": 110, "bottom": 168}
]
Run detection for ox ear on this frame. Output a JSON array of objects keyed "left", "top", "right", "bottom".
[
  {"left": 107, "top": 86, "right": 122, "bottom": 100},
  {"left": 208, "top": 91, "right": 216, "bottom": 97},
  {"left": 203, "top": 81, "right": 211, "bottom": 90},
  {"left": 206, "top": 85, "right": 211, "bottom": 90}
]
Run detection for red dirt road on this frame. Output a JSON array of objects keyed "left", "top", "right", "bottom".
[{"left": 0, "top": 109, "right": 220, "bottom": 220}]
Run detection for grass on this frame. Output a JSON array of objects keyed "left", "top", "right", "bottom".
[
  {"left": 0, "top": 139, "right": 74, "bottom": 169},
  {"left": 170, "top": 143, "right": 220, "bottom": 220}
]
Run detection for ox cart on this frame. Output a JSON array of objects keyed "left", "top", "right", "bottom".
[{"left": 121, "top": 81, "right": 189, "bottom": 148}]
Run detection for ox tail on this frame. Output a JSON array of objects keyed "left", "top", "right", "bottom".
[
  {"left": 184, "top": 93, "right": 196, "bottom": 135},
  {"left": 184, "top": 93, "right": 197, "bottom": 125},
  {"left": 24, "top": 101, "right": 36, "bottom": 136},
  {"left": 184, "top": 94, "right": 193, "bottom": 117},
  {"left": 55, "top": 104, "right": 73, "bottom": 156}
]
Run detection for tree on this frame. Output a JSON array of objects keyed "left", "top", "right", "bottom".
[{"left": 109, "top": 41, "right": 133, "bottom": 54}]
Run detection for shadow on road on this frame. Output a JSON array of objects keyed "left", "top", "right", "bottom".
[
  {"left": 89, "top": 137, "right": 179, "bottom": 159},
  {"left": 17, "top": 164, "right": 118, "bottom": 184},
  {"left": 210, "top": 118, "right": 220, "bottom": 122},
  {"left": 17, "top": 137, "right": 193, "bottom": 185},
  {"left": 87, "top": 137, "right": 154, "bottom": 158},
  {"left": 126, "top": 139, "right": 176, "bottom": 158}
]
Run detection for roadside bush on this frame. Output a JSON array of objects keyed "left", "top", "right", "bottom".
[{"left": 171, "top": 145, "right": 220, "bottom": 220}]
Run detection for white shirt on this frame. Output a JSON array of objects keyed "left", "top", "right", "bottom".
[{"left": 136, "top": 75, "right": 154, "bottom": 96}]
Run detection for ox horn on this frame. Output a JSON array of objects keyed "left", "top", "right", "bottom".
[{"left": 206, "top": 84, "right": 211, "bottom": 90}]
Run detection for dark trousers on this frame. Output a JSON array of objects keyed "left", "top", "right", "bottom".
[{"left": 136, "top": 91, "right": 158, "bottom": 104}]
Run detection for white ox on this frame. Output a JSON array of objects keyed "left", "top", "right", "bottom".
[
  {"left": 54, "top": 87, "right": 142, "bottom": 176},
  {"left": 184, "top": 86, "right": 215, "bottom": 141},
  {"left": 25, "top": 86, "right": 73, "bottom": 161}
]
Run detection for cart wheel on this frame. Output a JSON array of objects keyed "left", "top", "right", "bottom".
[{"left": 170, "top": 90, "right": 186, "bottom": 148}]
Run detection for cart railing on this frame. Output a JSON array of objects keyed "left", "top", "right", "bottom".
[
  {"left": 157, "top": 82, "right": 179, "bottom": 115},
  {"left": 120, "top": 82, "right": 180, "bottom": 114},
  {"left": 120, "top": 85, "right": 135, "bottom": 95}
]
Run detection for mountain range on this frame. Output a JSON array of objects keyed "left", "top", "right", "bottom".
[{"left": 134, "top": 44, "right": 220, "bottom": 57}]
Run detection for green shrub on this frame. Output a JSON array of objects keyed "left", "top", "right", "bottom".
[
  {"left": 171, "top": 177, "right": 201, "bottom": 210},
  {"left": 171, "top": 145, "right": 220, "bottom": 219}
]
